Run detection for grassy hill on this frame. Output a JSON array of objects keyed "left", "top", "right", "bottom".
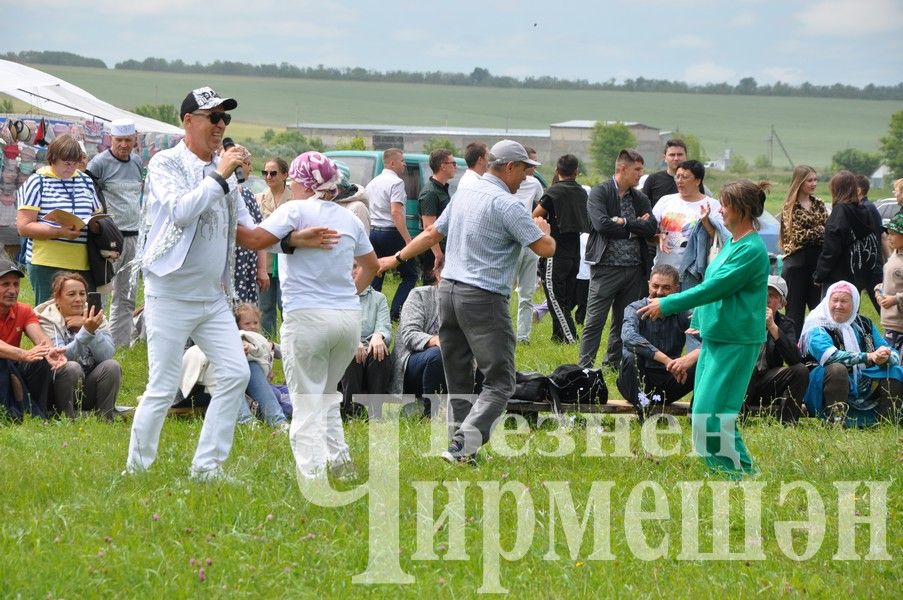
[{"left": 24, "top": 65, "right": 903, "bottom": 169}]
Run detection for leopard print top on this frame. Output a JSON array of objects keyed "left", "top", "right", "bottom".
[{"left": 780, "top": 196, "right": 827, "bottom": 256}]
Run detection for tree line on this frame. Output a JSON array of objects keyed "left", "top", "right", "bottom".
[
  {"left": 5, "top": 51, "right": 902, "bottom": 101},
  {"left": 2, "top": 50, "right": 106, "bottom": 69}
]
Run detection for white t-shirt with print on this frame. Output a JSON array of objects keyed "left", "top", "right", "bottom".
[{"left": 652, "top": 193, "right": 723, "bottom": 269}]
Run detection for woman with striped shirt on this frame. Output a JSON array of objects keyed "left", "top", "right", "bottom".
[{"left": 16, "top": 135, "right": 102, "bottom": 304}]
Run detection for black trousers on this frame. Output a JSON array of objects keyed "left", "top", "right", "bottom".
[
  {"left": 616, "top": 353, "right": 695, "bottom": 408},
  {"left": 573, "top": 278, "right": 589, "bottom": 325},
  {"left": 540, "top": 255, "right": 579, "bottom": 343},
  {"left": 744, "top": 364, "right": 809, "bottom": 422},
  {"left": 340, "top": 354, "right": 393, "bottom": 416},
  {"left": 783, "top": 246, "right": 822, "bottom": 329}
]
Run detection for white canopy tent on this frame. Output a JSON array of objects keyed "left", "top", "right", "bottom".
[{"left": 0, "top": 59, "right": 182, "bottom": 134}]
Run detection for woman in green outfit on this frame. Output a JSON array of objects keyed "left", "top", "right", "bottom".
[{"left": 638, "top": 179, "right": 771, "bottom": 477}]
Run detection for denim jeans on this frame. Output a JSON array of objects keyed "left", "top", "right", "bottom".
[
  {"left": 108, "top": 236, "right": 138, "bottom": 348},
  {"left": 238, "top": 360, "right": 287, "bottom": 426},
  {"left": 258, "top": 275, "right": 281, "bottom": 337},
  {"left": 369, "top": 227, "right": 419, "bottom": 320},
  {"left": 404, "top": 346, "right": 445, "bottom": 395},
  {"left": 511, "top": 247, "right": 539, "bottom": 341}
]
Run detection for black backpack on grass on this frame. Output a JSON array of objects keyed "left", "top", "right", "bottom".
[
  {"left": 548, "top": 364, "right": 607, "bottom": 406},
  {"left": 512, "top": 371, "right": 550, "bottom": 402}
]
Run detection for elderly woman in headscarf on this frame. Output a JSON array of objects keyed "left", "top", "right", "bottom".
[
  {"left": 237, "top": 151, "right": 379, "bottom": 480},
  {"left": 800, "top": 280, "right": 903, "bottom": 425}
]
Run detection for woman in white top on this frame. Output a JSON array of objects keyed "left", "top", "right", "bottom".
[
  {"left": 238, "top": 151, "right": 378, "bottom": 480},
  {"left": 652, "top": 160, "right": 723, "bottom": 289}
]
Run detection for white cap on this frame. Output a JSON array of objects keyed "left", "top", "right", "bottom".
[
  {"left": 767, "top": 275, "right": 788, "bottom": 301},
  {"left": 110, "top": 118, "right": 136, "bottom": 136}
]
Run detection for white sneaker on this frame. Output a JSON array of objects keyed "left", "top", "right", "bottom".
[{"left": 189, "top": 467, "right": 240, "bottom": 485}]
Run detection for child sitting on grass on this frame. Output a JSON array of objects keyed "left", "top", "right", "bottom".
[{"left": 233, "top": 303, "right": 288, "bottom": 429}]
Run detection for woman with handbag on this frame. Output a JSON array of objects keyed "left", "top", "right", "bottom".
[{"left": 16, "top": 135, "right": 103, "bottom": 304}]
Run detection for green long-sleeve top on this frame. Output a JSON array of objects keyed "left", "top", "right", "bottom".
[{"left": 658, "top": 231, "right": 769, "bottom": 345}]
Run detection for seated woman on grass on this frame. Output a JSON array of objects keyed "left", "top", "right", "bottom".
[
  {"left": 36, "top": 271, "right": 121, "bottom": 420},
  {"left": 390, "top": 272, "right": 445, "bottom": 417},
  {"left": 339, "top": 259, "right": 393, "bottom": 417},
  {"left": 800, "top": 280, "right": 902, "bottom": 426}
]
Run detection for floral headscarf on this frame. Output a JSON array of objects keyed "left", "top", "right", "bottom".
[{"left": 289, "top": 151, "right": 340, "bottom": 197}]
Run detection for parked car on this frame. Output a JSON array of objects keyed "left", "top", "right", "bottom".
[
  {"left": 325, "top": 150, "right": 549, "bottom": 236},
  {"left": 325, "top": 150, "right": 466, "bottom": 237},
  {"left": 876, "top": 198, "right": 899, "bottom": 227},
  {"left": 758, "top": 208, "right": 780, "bottom": 255}
]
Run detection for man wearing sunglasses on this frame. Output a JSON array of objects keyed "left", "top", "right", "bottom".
[{"left": 125, "top": 86, "right": 254, "bottom": 482}]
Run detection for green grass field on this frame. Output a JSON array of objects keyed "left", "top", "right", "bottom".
[
  {"left": 1, "top": 275, "right": 900, "bottom": 597},
  {"left": 25, "top": 65, "right": 903, "bottom": 169}
]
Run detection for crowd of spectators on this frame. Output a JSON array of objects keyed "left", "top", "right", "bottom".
[{"left": 3, "top": 96, "right": 901, "bottom": 479}]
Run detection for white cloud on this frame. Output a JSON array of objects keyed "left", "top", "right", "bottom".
[
  {"left": 795, "top": 0, "right": 903, "bottom": 36},
  {"left": 395, "top": 30, "right": 430, "bottom": 44},
  {"left": 728, "top": 12, "right": 757, "bottom": 27},
  {"left": 759, "top": 66, "right": 805, "bottom": 84},
  {"left": 661, "top": 35, "right": 712, "bottom": 49},
  {"left": 684, "top": 62, "right": 736, "bottom": 84},
  {"left": 425, "top": 42, "right": 467, "bottom": 60}
]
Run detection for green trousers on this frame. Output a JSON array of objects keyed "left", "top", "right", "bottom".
[{"left": 691, "top": 340, "right": 760, "bottom": 477}]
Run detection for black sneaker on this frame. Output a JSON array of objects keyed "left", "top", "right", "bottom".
[{"left": 441, "top": 442, "right": 477, "bottom": 466}]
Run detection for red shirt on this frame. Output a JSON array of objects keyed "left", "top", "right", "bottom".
[{"left": 0, "top": 302, "right": 40, "bottom": 347}]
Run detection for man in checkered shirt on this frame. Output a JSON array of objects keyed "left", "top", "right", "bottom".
[{"left": 377, "top": 140, "right": 555, "bottom": 463}]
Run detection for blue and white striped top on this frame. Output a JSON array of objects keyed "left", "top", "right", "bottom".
[{"left": 16, "top": 169, "right": 102, "bottom": 270}]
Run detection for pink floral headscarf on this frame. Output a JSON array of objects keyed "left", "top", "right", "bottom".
[{"left": 289, "top": 151, "right": 340, "bottom": 195}]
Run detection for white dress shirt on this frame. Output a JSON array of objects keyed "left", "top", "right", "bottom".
[{"left": 365, "top": 168, "right": 405, "bottom": 228}]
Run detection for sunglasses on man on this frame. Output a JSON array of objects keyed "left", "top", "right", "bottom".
[{"left": 191, "top": 111, "right": 232, "bottom": 126}]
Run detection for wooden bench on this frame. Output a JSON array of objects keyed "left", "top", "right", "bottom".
[{"left": 507, "top": 398, "right": 691, "bottom": 416}]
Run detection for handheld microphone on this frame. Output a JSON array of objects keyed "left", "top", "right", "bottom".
[{"left": 221, "top": 137, "right": 246, "bottom": 183}]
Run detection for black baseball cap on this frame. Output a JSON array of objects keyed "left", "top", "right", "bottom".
[
  {"left": 0, "top": 256, "right": 24, "bottom": 278},
  {"left": 180, "top": 86, "right": 238, "bottom": 120}
]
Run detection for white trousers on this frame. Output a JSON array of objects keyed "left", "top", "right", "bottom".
[
  {"left": 282, "top": 308, "right": 361, "bottom": 479},
  {"left": 511, "top": 247, "right": 539, "bottom": 341},
  {"left": 126, "top": 295, "right": 250, "bottom": 475}
]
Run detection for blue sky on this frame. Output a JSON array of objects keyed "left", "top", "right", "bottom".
[{"left": 5, "top": 0, "right": 902, "bottom": 87}]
